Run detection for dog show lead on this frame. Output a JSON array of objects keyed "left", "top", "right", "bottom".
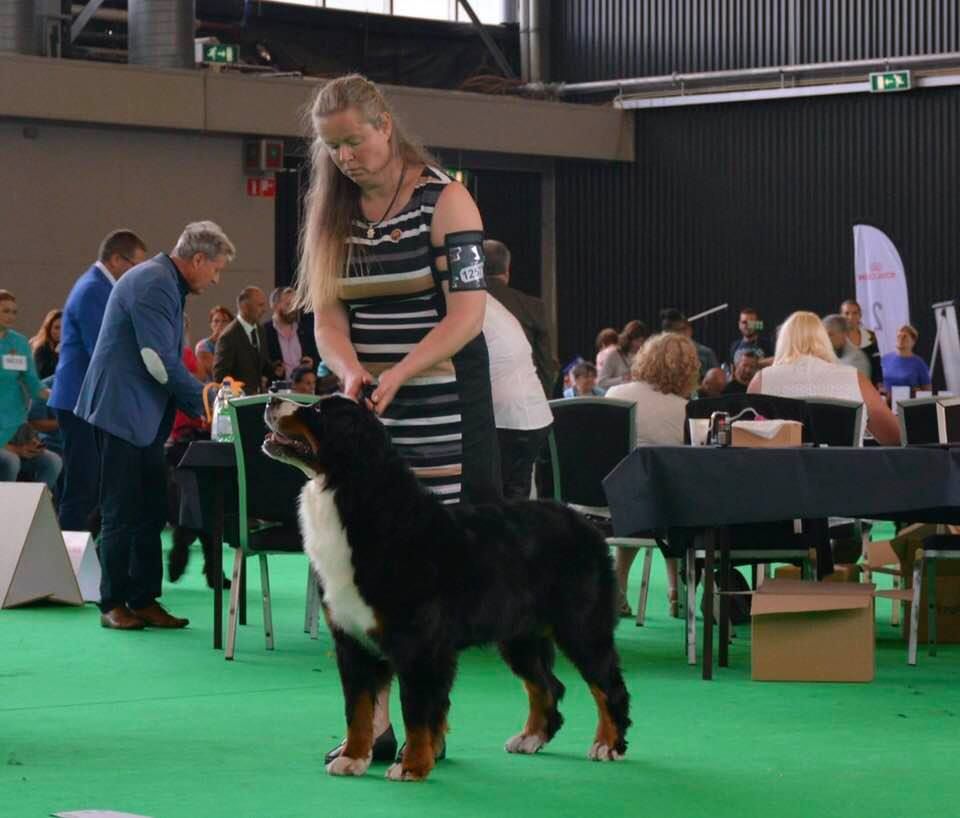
[{"left": 296, "top": 74, "right": 503, "bottom": 773}]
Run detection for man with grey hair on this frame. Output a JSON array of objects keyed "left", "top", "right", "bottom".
[
  {"left": 483, "top": 239, "right": 558, "bottom": 397},
  {"left": 823, "top": 314, "right": 872, "bottom": 379},
  {"left": 75, "top": 220, "right": 235, "bottom": 630},
  {"left": 263, "top": 285, "right": 319, "bottom": 380}
]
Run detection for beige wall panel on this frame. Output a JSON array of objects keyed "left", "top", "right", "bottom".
[
  {"left": 0, "top": 55, "right": 203, "bottom": 131},
  {"left": 0, "top": 55, "right": 633, "bottom": 162},
  {"left": 0, "top": 121, "right": 274, "bottom": 342}
]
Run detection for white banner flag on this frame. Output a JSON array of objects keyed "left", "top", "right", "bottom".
[{"left": 853, "top": 224, "right": 910, "bottom": 355}]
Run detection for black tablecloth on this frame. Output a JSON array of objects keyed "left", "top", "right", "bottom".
[
  {"left": 603, "top": 445, "right": 960, "bottom": 536},
  {"left": 174, "top": 441, "right": 236, "bottom": 533}
]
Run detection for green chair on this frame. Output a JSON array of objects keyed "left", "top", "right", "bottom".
[{"left": 224, "top": 393, "right": 322, "bottom": 661}]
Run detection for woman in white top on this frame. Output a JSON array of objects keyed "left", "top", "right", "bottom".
[
  {"left": 484, "top": 294, "right": 553, "bottom": 499},
  {"left": 748, "top": 311, "right": 900, "bottom": 445},
  {"left": 606, "top": 332, "right": 700, "bottom": 617}
]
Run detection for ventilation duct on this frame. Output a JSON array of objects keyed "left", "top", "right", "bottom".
[
  {"left": 128, "top": 0, "right": 194, "bottom": 69},
  {"left": 0, "top": 0, "right": 36, "bottom": 55}
]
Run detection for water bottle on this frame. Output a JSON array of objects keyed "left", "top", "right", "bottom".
[{"left": 212, "top": 379, "right": 245, "bottom": 442}]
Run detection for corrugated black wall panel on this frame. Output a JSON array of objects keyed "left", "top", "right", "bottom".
[
  {"left": 555, "top": 88, "right": 960, "bottom": 368},
  {"left": 552, "top": 0, "right": 960, "bottom": 81}
]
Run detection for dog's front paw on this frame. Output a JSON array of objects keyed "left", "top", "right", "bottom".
[
  {"left": 386, "top": 762, "right": 428, "bottom": 782},
  {"left": 504, "top": 732, "right": 546, "bottom": 754},
  {"left": 587, "top": 742, "right": 624, "bottom": 762},
  {"left": 326, "top": 753, "right": 372, "bottom": 776}
]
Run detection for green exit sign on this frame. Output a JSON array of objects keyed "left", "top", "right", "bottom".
[
  {"left": 869, "top": 70, "right": 911, "bottom": 93},
  {"left": 201, "top": 43, "right": 238, "bottom": 64}
]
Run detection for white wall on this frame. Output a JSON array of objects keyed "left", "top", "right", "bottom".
[{"left": 1, "top": 120, "right": 274, "bottom": 345}]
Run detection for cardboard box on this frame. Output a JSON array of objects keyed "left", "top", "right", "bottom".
[
  {"left": 751, "top": 579, "right": 875, "bottom": 682},
  {"left": 775, "top": 564, "right": 861, "bottom": 583},
  {"left": 891, "top": 524, "right": 960, "bottom": 644},
  {"left": 731, "top": 420, "right": 803, "bottom": 448}
]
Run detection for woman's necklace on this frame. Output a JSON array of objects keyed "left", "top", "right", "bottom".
[{"left": 362, "top": 161, "right": 406, "bottom": 240}]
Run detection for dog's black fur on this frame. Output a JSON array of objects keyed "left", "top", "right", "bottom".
[{"left": 263, "top": 395, "right": 630, "bottom": 781}]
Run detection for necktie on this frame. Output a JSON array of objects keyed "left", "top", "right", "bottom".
[{"left": 250, "top": 327, "right": 259, "bottom": 350}]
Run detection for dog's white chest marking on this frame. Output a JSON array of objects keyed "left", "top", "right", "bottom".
[{"left": 299, "top": 479, "right": 377, "bottom": 641}]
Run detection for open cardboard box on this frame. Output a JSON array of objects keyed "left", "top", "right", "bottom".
[
  {"left": 750, "top": 579, "right": 875, "bottom": 682},
  {"left": 731, "top": 420, "right": 803, "bottom": 448},
  {"left": 774, "top": 564, "right": 861, "bottom": 583},
  {"left": 891, "top": 523, "right": 960, "bottom": 643}
]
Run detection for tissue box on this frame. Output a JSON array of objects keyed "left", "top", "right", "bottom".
[{"left": 731, "top": 420, "right": 803, "bottom": 448}]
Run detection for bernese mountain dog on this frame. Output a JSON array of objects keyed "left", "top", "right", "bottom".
[{"left": 262, "top": 394, "right": 630, "bottom": 782}]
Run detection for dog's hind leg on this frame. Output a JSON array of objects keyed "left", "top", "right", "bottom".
[
  {"left": 553, "top": 626, "right": 631, "bottom": 762},
  {"left": 499, "top": 636, "right": 566, "bottom": 755},
  {"left": 327, "top": 634, "right": 394, "bottom": 778},
  {"left": 387, "top": 652, "right": 457, "bottom": 782}
]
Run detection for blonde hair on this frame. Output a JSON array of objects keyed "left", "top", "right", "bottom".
[
  {"left": 774, "top": 311, "right": 837, "bottom": 365},
  {"left": 296, "top": 74, "right": 437, "bottom": 311},
  {"left": 631, "top": 332, "right": 700, "bottom": 398}
]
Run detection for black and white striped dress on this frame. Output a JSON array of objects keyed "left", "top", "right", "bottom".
[{"left": 339, "top": 166, "right": 499, "bottom": 505}]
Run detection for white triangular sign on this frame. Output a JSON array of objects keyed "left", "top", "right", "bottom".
[
  {"left": 63, "top": 531, "right": 101, "bottom": 603},
  {"left": 0, "top": 484, "right": 82, "bottom": 608}
]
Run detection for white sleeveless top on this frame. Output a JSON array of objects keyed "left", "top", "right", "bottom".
[{"left": 760, "top": 355, "right": 865, "bottom": 443}]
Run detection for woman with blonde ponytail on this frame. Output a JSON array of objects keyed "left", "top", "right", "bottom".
[{"left": 298, "top": 74, "right": 500, "bottom": 774}]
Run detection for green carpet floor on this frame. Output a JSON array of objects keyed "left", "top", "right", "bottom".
[{"left": 3, "top": 533, "right": 959, "bottom": 818}]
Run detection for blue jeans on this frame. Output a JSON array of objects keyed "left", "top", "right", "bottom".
[{"left": 0, "top": 446, "right": 62, "bottom": 490}]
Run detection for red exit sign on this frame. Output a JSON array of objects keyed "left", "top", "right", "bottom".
[{"left": 246, "top": 177, "right": 276, "bottom": 198}]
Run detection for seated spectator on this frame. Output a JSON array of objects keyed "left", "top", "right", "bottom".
[
  {"left": 563, "top": 362, "right": 604, "bottom": 397},
  {"left": 315, "top": 362, "right": 341, "bottom": 396},
  {"left": 882, "top": 324, "right": 933, "bottom": 393},
  {"left": 30, "top": 309, "right": 62, "bottom": 379},
  {"left": 823, "top": 314, "right": 872, "bottom": 379},
  {"left": 729, "top": 306, "right": 773, "bottom": 366},
  {"left": 291, "top": 365, "right": 318, "bottom": 395},
  {"left": 594, "top": 327, "right": 619, "bottom": 373},
  {"left": 0, "top": 290, "right": 61, "bottom": 490},
  {"left": 661, "top": 307, "right": 718, "bottom": 378},
  {"left": 598, "top": 319, "right": 649, "bottom": 389},
  {"left": 698, "top": 367, "right": 727, "bottom": 398},
  {"left": 194, "top": 305, "right": 233, "bottom": 382},
  {"left": 27, "top": 375, "right": 62, "bottom": 456},
  {"left": 606, "top": 332, "right": 700, "bottom": 617},
  {"left": 724, "top": 349, "right": 760, "bottom": 394},
  {"left": 748, "top": 311, "right": 900, "bottom": 445}
]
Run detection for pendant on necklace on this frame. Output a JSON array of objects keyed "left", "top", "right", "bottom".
[{"left": 366, "top": 226, "right": 375, "bottom": 239}]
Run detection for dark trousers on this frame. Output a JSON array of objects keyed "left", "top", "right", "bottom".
[
  {"left": 96, "top": 427, "right": 169, "bottom": 612},
  {"left": 497, "top": 425, "right": 550, "bottom": 501},
  {"left": 56, "top": 408, "right": 101, "bottom": 531}
]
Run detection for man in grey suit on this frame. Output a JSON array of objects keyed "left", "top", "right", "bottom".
[
  {"left": 76, "top": 221, "right": 235, "bottom": 630},
  {"left": 213, "top": 286, "right": 274, "bottom": 394}
]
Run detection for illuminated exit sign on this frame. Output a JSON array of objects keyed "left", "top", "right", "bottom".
[{"left": 869, "top": 70, "right": 911, "bottom": 93}]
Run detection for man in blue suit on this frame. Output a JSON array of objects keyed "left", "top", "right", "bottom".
[
  {"left": 50, "top": 230, "right": 148, "bottom": 532},
  {"left": 76, "top": 221, "right": 236, "bottom": 630}
]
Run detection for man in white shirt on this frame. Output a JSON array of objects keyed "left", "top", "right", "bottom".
[{"left": 484, "top": 294, "right": 553, "bottom": 500}]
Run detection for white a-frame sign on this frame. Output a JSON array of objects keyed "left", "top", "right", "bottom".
[{"left": 0, "top": 483, "right": 83, "bottom": 608}]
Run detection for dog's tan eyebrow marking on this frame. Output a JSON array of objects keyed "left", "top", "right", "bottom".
[{"left": 277, "top": 414, "right": 320, "bottom": 453}]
